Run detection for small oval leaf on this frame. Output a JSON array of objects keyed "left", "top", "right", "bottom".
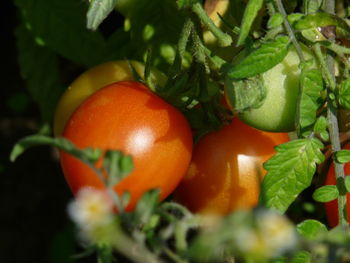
[
  {"left": 296, "top": 219, "right": 328, "bottom": 240},
  {"left": 313, "top": 185, "right": 339, "bottom": 202},
  {"left": 335, "top": 149, "right": 350, "bottom": 163}
]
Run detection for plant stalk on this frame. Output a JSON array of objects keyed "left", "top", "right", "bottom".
[
  {"left": 324, "top": 0, "right": 349, "bottom": 226},
  {"left": 274, "top": 0, "right": 305, "bottom": 62},
  {"left": 191, "top": 2, "right": 232, "bottom": 47}
]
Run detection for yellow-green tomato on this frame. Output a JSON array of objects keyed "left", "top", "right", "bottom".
[
  {"left": 226, "top": 47, "right": 311, "bottom": 132},
  {"left": 54, "top": 60, "right": 166, "bottom": 136}
]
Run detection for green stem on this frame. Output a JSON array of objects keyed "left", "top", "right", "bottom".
[
  {"left": 191, "top": 2, "right": 232, "bottom": 47},
  {"left": 314, "top": 44, "right": 337, "bottom": 90},
  {"left": 111, "top": 225, "right": 163, "bottom": 263},
  {"left": 327, "top": 100, "right": 347, "bottom": 226},
  {"left": 274, "top": 0, "right": 305, "bottom": 62},
  {"left": 178, "top": 18, "right": 193, "bottom": 61},
  {"left": 325, "top": 44, "right": 350, "bottom": 72},
  {"left": 324, "top": 0, "right": 348, "bottom": 227}
]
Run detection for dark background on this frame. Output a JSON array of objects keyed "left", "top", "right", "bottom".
[{"left": 1, "top": 2, "right": 77, "bottom": 263}]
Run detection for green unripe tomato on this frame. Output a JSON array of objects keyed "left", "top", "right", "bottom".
[{"left": 225, "top": 46, "right": 313, "bottom": 132}]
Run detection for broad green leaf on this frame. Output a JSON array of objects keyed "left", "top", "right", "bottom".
[
  {"left": 226, "top": 36, "right": 290, "bottom": 79},
  {"left": 297, "top": 68, "right": 325, "bottom": 132},
  {"left": 291, "top": 251, "right": 312, "bottom": 263},
  {"left": 335, "top": 149, "right": 350, "bottom": 163},
  {"left": 237, "top": 0, "right": 264, "bottom": 46},
  {"left": 313, "top": 185, "right": 339, "bottom": 202},
  {"left": 267, "top": 13, "right": 283, "bottom": 29},
  {"left": 313, "top": 116, "right": 329, "bottom": 141},
  {"left": 260, "top": 138, "right": 324, "bottom": 212},
  {"left": 224, "top": 75, "right": 266, "bottom": 111},
  {"left": 15, "top": 0, "right": 107, "bottom": 66},
  {"left": 87, "top": 0, "right": 117, "bottom": 31},
  {"left": 296, "top": 219, "right": 328, "bottom": 240},
  {"left": 16, "top": 24, "right": 63, "bottom": 122},
  {"left": 345, "top": 175, "right": 350, "bottom": 193},
  {"left": 338, "top": 77, "right": 350, "bottom": 110}
]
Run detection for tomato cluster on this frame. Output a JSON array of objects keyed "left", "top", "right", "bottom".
[{"left": 55, "top": 60, "right": 289, "bottom": 214}]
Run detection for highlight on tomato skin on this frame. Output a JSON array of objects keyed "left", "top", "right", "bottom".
[
  {"left": 174, "top": 117, "right": 289, "bottom": 215},
  {"left": 324, "top": 144, "right": 350, "bottom": 227},
  {"left": 60, "top": 81, "right": 193, "bottom": 211}
]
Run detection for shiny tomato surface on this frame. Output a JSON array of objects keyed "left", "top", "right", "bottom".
[
  {"left": 60, "top": 81, "right": 193, "bottom": 210},
  {"left": 175, "top": 118, "right": 289, "bottom": 215}
]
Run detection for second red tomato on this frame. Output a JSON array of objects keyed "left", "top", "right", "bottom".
[{"left": 174, "top": 118, "right": 289, "bottom": 215}]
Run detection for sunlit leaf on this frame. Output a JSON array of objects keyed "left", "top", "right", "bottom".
[
  {"left": 87, "top": 0, "right": 117, "bottom": 31},
  {"left": 237, "top": 0, "right": 264, "bottom": 46},
  {"left": 226, "top": 36, "right": 290, "bottom": 79},
  {"left": 297, "top": 219, "right": 328, "bottom": 240},
  {"left": 260, "top": 138, "right": 324, "bottom": 212},
  {"left": 313, "top": 185, "right": 339, "bottom": 202}
]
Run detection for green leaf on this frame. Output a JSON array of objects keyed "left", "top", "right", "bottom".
[
  {"left": 15, "top": 0, "right": 106, "bottom": 66},
  {"left": 335, "top": 149, "right": 350, "bottom": 163},
  {"left": 313, "top": 185, "right": 339, "bottom": 202},
  {"left": 338, "top": 77, "right": 350, "bottom": 110},
  {"left": 267, "top": 13, "right": 283, "bottom": 29},
  {"left": 313, "top": 116, "right": 329, "bottom": 141},
  {"left": 224, "top": 75, "right": 266, "bottom": 111},
  {"left": 296, "top": 219, "right": 328, "bottom": 240},
  {"left": 176, "top": 0, "right": 199, "bottom": 9},
  {"left": 226, "top": 36, "right": 290, "bottom": 79},
  {"left": 260, "top": 138, "right": 324, "bottom": 212},
  {"left": 126, "top": 0, "right": 186, "bottom": 67},
  {"left": 303, "top": 0, "right": 323, "bottom": 14},
  {"left": 96, "top": 244, "right": 113, "bottom": 263},
  {"left": 237, "top": 0, "right": 264, "bottom": 46},
  {"left": 291, "top": 250, "right": 312, "bottom": 263},
  {"left": 103, "top": 151, "right": 133, "bottom": 187},
  {"left": 294, "top": 12, "right": 350, "bottom": 42},
  {"left": 6, "top": 92, "right": 30, "bottom": 114},
  {"left": 297, "top": 68, "right": 325, "bottom": 132},
  {"left": 87, "top": 0, "right": 117, "bottom": 31},
  {"left": 16, "top": 24, "right": 64, "bottom": 122},
  {"left": 133, "top": 189, "right": 160, "bottom": 226},
  {"left": 345, "top": 176, "right": 350, "bottom": 193},
  {"left": 10, "top": 134, "right": 102, "bottom": 165}
]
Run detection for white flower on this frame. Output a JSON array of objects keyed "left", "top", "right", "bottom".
[
  {"left": 68, "top": 187, "right": 115, "bottom": 243},
  {"left": 233, "top": 210, "right": 297, "bottom": 260},
  {"left": 257, "top": 210, "right": 298, "bottom": 257}
]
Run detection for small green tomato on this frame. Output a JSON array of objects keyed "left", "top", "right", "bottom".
[{"left": 225, "top": 46, "right": 313, "bottom": 132}]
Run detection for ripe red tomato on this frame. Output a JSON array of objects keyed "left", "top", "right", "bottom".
[
  {"left": 54, "top": 60, "right": 166, "bottom": 136},
  {"left": 324, "top": 143, "right": 350, "bottom": 227},
  {"left": 60, "top": 81, "right": 193, "bottom": 211},
  {"left": 174, "top": 118, "right": 289, "bottom": 215}
]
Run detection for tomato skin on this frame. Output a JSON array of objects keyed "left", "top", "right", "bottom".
[
  {"left": 60, "top": 81, "right": 193, "bottom": 211},
  {"left": 325, "top": 143, "right": 350, "bottom": 227},
  {"left": 174, "top": 118, "right": 289, "bottom": 215},
  {"left": 54, "top": 60, "right": 166, "bottom": 136}
]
